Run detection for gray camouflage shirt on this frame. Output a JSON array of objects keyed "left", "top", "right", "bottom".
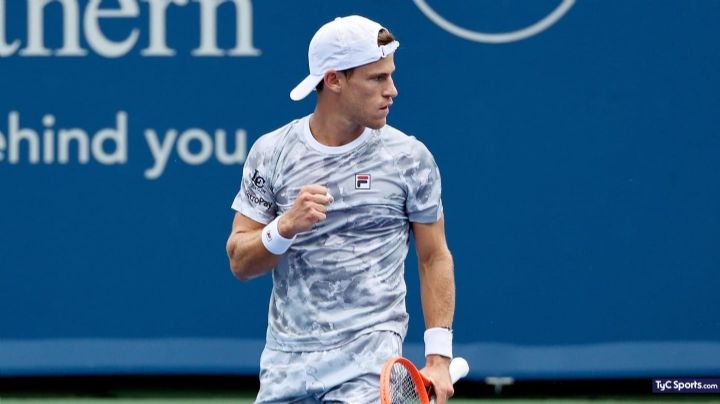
[{"left": 232, "top": 115, "right": 443, "bottom": 351}]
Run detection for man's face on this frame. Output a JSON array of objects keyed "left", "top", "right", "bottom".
[{"left": 339, "top": 54, "right": 398, "bottom": 130}]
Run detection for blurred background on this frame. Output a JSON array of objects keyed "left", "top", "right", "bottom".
[{"left": 1, "top": 0, "right": 719, "bottom": 400}]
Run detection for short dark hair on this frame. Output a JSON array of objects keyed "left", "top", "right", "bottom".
[{"left": 315, "top": 28, "right": 396, "bottom": 92}]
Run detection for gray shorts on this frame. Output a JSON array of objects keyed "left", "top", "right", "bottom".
[{"left": 255, "top": 331, "right": 402, "bottom": 404}]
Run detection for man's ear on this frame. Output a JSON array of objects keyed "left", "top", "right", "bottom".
[{"left": 323, "top": 70, "right": 343, "bottom": 93}]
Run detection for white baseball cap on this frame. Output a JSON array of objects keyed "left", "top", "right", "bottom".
[{"left": 290, "top": 15, "right": 400, "bottom": 101}]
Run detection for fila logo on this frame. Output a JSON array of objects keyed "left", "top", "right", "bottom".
[{"left": 355, "top": 174, "right": 371, "bottom": 190}]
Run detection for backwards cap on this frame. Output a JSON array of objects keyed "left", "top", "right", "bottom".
[{"left": 290, "top": 15, "right": 399, "bottom": 101}]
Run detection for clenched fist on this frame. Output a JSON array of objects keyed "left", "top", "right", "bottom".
[{"left": 278, "top": 185, "right": 334, "bottom": 238}]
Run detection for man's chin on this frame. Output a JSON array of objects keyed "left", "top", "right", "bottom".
[{"left": 366, "top": 118, "right": 387, "bottom": 130}]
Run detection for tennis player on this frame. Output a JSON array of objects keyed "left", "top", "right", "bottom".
[{"left": 227, "top": 15, "right": 456, "bottom": 404}]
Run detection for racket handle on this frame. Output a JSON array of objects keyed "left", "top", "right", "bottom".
[{"left": 430, "top": 357, "right": 470, "bottom": 403}]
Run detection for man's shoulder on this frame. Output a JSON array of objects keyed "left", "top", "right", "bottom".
[
  {"left": 380, "top": 124, "right": 434, "bottom": 159},
  {"left": 251, "top": 117, "right": 306, "bottom": 153},
  {"left": 380, "top": 123, "right": 413, "bottom": 142}
]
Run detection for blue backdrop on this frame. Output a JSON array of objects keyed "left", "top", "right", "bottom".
[{"left": 1, "top": 0, "right": 719, "bottom": 380}]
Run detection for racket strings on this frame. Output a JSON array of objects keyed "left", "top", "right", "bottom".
[{"left": 389, "top": 363, "right": 422, "bottom": 404}]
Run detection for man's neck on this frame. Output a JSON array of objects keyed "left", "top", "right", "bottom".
[{"left": 309, "top": 108, "right": 365, "bottom": 147}]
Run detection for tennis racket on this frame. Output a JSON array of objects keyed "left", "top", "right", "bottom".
[{"left": 380, "top": 356, "right": 469, "bottom": 404}]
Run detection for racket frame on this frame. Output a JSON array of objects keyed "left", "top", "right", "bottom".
[{"left": 380, "top": 356, "right": 432, "bottom": 404}]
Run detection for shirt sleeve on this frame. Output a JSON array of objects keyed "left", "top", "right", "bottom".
[
  {"left": 231, "top": 135, "right": 278, "bottom": 224},
  {"left": 404, "top": 139, "right": 444, "bottom": 223}
]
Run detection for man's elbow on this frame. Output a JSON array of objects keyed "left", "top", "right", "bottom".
[
  {"left": 422, "top": 248, "right": 454, "bottom": 269},
  {"left": 440, "top": 250, "right": 455, "bottom": 274},
  {"left": 446, "top": 250, "right": 454, "bottom": 268},
  {"left": 229, "top": 260, "right": 253, "bottom": 282},
  {"left": 226, "top": 241, "right": 252, "bottom": 282}
]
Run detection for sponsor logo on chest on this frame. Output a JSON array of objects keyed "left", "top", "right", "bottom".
[{"left": 355, "top": 174, "right": 371, "bottom": 190}]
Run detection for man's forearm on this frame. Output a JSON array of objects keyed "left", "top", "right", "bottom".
[
  {"left": 418, "top": 251, "right": 456, "bottom": 403},
  {"left": 419, "top": 252, "right": 455, "bottom": 329},
  {"left": 227, "top": 229, "right": 282, "bottom": 281}
]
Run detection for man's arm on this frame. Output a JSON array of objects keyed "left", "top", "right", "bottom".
[
  {"left": 413, "top": 215, "right": 456, "bottom": 404},
  {"left": 226, "top": 185, "right": 332, "bottom": 281},
  {"left": 226, "top": 213, "right": 282, "bottom": 281}
]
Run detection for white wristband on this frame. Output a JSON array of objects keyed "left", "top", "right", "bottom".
[
  {"left": 261, "top": 216, "right": 295, "bottom": 255},
  {"left": 424, "top": 327, "right": 453, "bottom": 358}
]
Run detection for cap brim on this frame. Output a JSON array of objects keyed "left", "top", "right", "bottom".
[{"left": 290, "top": 74, "right": 324, "bottom": 101}]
